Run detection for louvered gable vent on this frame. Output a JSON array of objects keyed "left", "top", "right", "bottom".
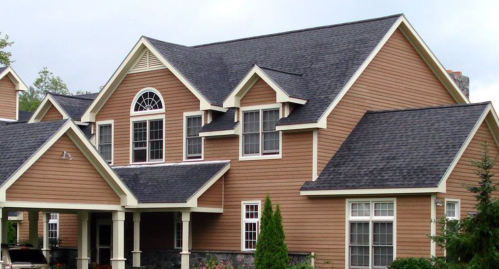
[{"left": 130, "top": 49, "right": 166, "bottom": 73}]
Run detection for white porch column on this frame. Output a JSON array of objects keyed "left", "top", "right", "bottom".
[
  {"left": 180, "top": 211, "right": 191, "bottom": 269},
  {"left": 42, "top": 212, "right": 51, "bottom": 259},
  {"left": 111, "top": 211, "right": 126, "bottom": 269},
  {"left": 0, "top": 208, "right": 3, "bottom": 264},
  {"left": 28, "top": 211, "right": 39, "bottom": 247},
  {"left": 77, "top": 211, "right": 90, "bottom": 269},
  {"left": 132, "top": 212, "right": 141, "bottom": 267}
]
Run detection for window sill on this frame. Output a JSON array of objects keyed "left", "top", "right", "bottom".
[
  {"left": 130, "top": 160, "right": 164, "bottom": 165},
  {"left": 183, "top": 157, "right": 204, "bottom": 162},
  {"left": 239, "top": 154, "right": 282, "bottom": 161}
]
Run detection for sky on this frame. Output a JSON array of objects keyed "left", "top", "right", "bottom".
[{"left": 1, "top": 0, "right": 499, "bottom": 106}]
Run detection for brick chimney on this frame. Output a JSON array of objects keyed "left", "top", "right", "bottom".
[{"left": 447, "top": 70, "right": 470, "bottom": 99}]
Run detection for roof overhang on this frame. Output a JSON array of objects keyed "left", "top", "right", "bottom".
[
  {"left": 278, "top": 15, "right": 470, "bottom": 131},
  {"left": 223, "top": 65, "right": 307, "bottom": 108},
  {"left": 0, "top": 120, "right": 138, "bottom": 207},
  {"left": 300, "top": 187, "right": 440, "bottom": 196},
  {"left": 28, "top": 94, "right": 71, "bottom": 123},
  {"left": 199, "top": 123, "right": 241, "bottom": 137},
  {"left": 81, "top": 37, "right": 225, "bottom": 123},
  {"left": 0, "top": 66, "right": 28, "bottom": 92}
]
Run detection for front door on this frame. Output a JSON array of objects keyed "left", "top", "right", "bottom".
[{"left": 97, "top": 222, "right": 112, "bottom": 267}]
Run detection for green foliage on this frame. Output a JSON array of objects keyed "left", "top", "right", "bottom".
[
  {"left": 33, "top": 67, "right": 70, "bottom": 96},
  {"left": 75, "top": 90, "right": 94, "bottom": 95},
  {"left": 287, "top": 255, "right": 321, "bottom": 269},
  {"left": 388, "top": 258, "right": 434, "bottom": 269},
  {"left": 7, "top": 220, "right": 16, "bottom": 244},
  {"left": 255, "top": 195, "right": 274, "bottom": 269},
  {"left": 192, "top": 254, "right": 242, "bottom": 269},
  {"left": 430, "top": 143, "right": 499, "bottom": 268},
  {"left": 274, "top": 205, "right": 289, "bottom": 268},
  {"left": 19, "top": 86, "right": 42, "bottom": 112},
  {"left": 0, "top": 32, "right": 14, "bottom": 66}
]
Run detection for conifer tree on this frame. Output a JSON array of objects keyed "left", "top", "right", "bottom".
[
  {"left": 272, "top": 204, "right": 289, "bottom": 269},
  {"left": 254, "top": 195, "right": 274, "bottom": 269}
]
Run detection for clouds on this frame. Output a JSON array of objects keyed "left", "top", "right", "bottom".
[{"left": 0, "top": 0, "right": 498, "bottom": 107}]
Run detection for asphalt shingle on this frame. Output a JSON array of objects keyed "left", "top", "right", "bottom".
[
  {"left": 0, "top": 120, "right": 67, "bottom": 185},
  {"left": 145, "top": 14, "right": 401, "bottom": 125},
  {"left": 114, "top": 162, "right": 229, "bottom": 203},
  {"left": 301, "top": 102, "right": 490, "bottom": 191},
  {"left": 199, "top": 108, "right": 239, "bottom": 133},
  {"left": 50, "top": 93, "right": 98, "bottom": 121}
]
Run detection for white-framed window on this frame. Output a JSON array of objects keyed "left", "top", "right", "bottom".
[
  {"left": 96, "top": 120, "right": 114, "bottom": 164},
  {"left": 346, "top": 199, "right": 396, "bottom": 269},
  {"left": 130, "top": 115, "right": 165, "bottom": 163},
  {"left": 174, "top": 212, "right": 183, "bottom": 249},
  {"left": 183, "top": 112, "right": 204, "bottom": 161},
  {"left": 241, "top": 201, "right": 261, "bottom": 251},
  {"left": 445, "top": 199, "right": 460, "bottom": 220},
  {"left": 240, "top": 104, "right": 282, "bottom": 160},
  {"left": 130, "top": 88, "right": 165, "bottom": 116},
  {"left": 48, "top": 213, "right": 59, "bottom": 241}
]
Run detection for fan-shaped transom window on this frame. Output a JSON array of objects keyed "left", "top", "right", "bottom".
[{"left": 131, "top": 88, "right": 165, "bottom": 115}]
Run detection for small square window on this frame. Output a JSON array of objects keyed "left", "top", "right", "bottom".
[{"left": 446, "top": 201, "right": 460, "bottom": 220}]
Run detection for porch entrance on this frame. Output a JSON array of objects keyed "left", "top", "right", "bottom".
[{"left": 97, "top": 222, "right": 112, "bottom": 268}]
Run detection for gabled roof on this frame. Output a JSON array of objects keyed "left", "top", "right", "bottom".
[
  {"left": 0, "top": 66, "right": 27, "bottom": 91},
  {"left": 29, "top": 92, "right": 98, "bottom": 122},
  {"left": 114, "top": 161, "right": 230, "bottom": 204},
  {"left": 301, "top": 102, "right": 491, "bottom": 195},
  {"left": 199, "top": 108, "right": 238, "bottom": 133},
  {"left": 0, "top": 120, "right": 138, "bottom": 206}
]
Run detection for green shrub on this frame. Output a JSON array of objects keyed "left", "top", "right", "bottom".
[{"left": 388, "top": 258, "right": 434, "bottom": 269}]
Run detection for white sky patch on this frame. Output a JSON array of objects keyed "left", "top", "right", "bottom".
[{"left": 471, "top": 80, "right": 499, "bottom": 108}]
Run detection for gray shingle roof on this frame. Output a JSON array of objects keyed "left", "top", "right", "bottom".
[
  {"left": 114, "top": 162, "right": 229, "bottom": 203},
  {"left": 18, "top": 110, "right": 33, "bottom": 122},
  {"left": 199, "top": 108, "right": 239, "bottom": 133},
  {"left": 50, "top": 93, "right": 98, "bottom": 121},
  {"left": 145, "top": 14, "right": 401, "bottom": 125},
  {"left": 0, "top": 67, "right": 6, "bottom": 74},
  {"left": 301, "top": 102, "right": 490, "bottom": 191},
  {"left": 0, "top": 120, "right": 67, "bottom": 186}
]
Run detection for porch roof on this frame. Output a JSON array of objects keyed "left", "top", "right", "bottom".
[{"left": 114, "top": 161, "right": 230, "bottom": 203}]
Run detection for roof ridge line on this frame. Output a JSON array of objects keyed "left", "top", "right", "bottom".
[
  {"left": 192, "top": 14, "right": 403, "bottom": 48},
  {"left": 366, "top": 102, "right": 491, "bottom": 115},
  {"left": 49, "top": 92, "right": 96, "bottom": 101},
  {"left": 259, "top": 66, "right": 303, "bottom": 76}
]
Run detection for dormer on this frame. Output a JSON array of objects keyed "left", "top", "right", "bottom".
[{"left": 0, "top": 66, "right": 28, "bottom": 121}]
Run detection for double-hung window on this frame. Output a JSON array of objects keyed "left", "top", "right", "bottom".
[
  {"left": 48, "top": 213, "right": 59, "bottom": 242},
  {"left": 242, "top": 201, "right": 261, "bottom": 251},
  {"left": 242, "top": 108, "right": 280, "bottom": 157},
  {"left": 348, "top": 200, "right": 395, "bottom": 269},
  {"left": 98, "top": 123, "right": 113, "bottom": 164},
  {"left": 132, "top": 118, "right": 164, "bottom": 163},
  {"left": 185, "top": 115, "right": 203, "bottom": 160}
]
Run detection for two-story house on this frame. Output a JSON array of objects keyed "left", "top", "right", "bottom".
[{"left": 1, "top": 14, "right": 498, "bottom": 269}]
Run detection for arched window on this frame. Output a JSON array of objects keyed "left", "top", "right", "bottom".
[{"left": 131, "top": 88, "right": 165, "bottom": 115}]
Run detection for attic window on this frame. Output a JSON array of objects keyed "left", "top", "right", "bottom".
[{"left": 131, "top": 88, "right": 165, "bottom": 115}]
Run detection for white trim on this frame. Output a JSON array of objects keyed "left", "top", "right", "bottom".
[
  {"left": 223, "top": 65, "right": 307, "bottom": 108},
  {"left": 29, "top": 94, "right": 71, "bottom": 123},
  {"left": 0, "top": 118, "right": 15, "bottom": 122},
  {"left": 130, "top": 88, "right": 166, "bottom": 116},
  {"left": 437, "top": 104, "right": 492, "bottom": 192},
  {"left": 96, "top": 120, "right": 115, "bottom": 165},
  {"left": 129, "top": 114, "right": 166, "bottom": 164},
  {"left": 0, "top": 66, "right": 28, "bottom": 91},
  {"left": 430, "top": 194, "right": 436, "bottom": 257},
  {"left": 301, "top": 187, "right": 440, "bottom": 196},
  {"left": 0, "top": 201, "right": 124, "bottom": 211},
  {"left": 113, "top": 159, "right": 230, "bottom": 169},
  {"left": 187, "top": 164, "right": 230, "bottom": 204},
  {"left": 312, "top": 130, "right": 318, "bottom": 180},
  {"left": 444, "top": 198, "right": 461, "bottom": 221},
  {"left": 241, "top": 200, "right": 262, "bottom": 251},
  {"left": 276, "top": 122, "right": 323, "bottom": 132},
  {"left": 16, "top": 92, "right": 19, "bottom": 121},
  {"left": 183, "top": 111, "right": 204, "bottom": 161},
  {"left": 199, "top": 124, "right": 240, "bottom": 138},
  {"left": 81, "top": 38, "right": 221, "bottom": 122},
  {"left": 0, "top": 120, "right": 138, "bottom": 206},
  {"left": 239, "top": 104, "right": 282, "bottom": 161},
  {"left": 345, "top": 198, "right": 397, "bottom": 269}
]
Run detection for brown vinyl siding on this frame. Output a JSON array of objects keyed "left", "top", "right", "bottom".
[
  {"left": 197, "top": 178, "right": 224, "bottom": 208},
  {"left": 96, "top": 69, "right": 200, "bottom": 165},
  {"left": 41, "top": 104, "right": 64, "bottom": 121},
  {"left": 397, "top": 196, "right": 432, "bottom": 258},
  {"left": 0, "top": 76, "right": 17, "bottom": 120},
  {"left": 17, "top": 212, "right": 78, "bottom": 248},
  {"left": 435, "top": 122, "right": 499, "bottom": 256},
  {"left": 6, "top": 134, "right": 121, "bottom": 205},
  {"left": 240, "top": 78, "right": 276, "bottom": 107},
  {"left": 317, "top": 29, "right": 457, "bottom": 174}
]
